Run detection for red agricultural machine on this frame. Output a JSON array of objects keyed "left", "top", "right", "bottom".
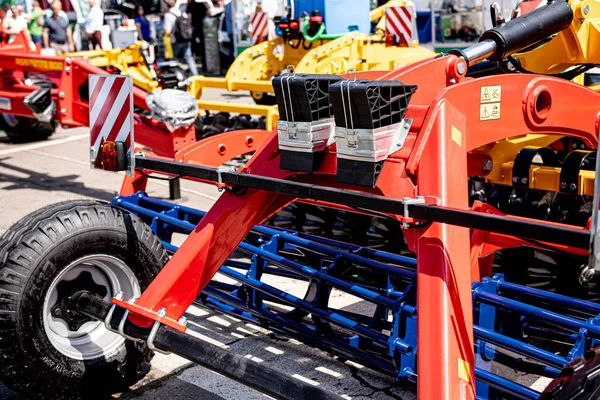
[{"left": 1, "top": 1, "right": 600, "bottom": 399}]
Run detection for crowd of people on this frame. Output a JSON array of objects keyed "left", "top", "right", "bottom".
[
  {"left": 0, "top": 0, "right": 104, "bottom": 54},
  {"left": 0, "top": 0, "right": 238, "bottom": 76}
]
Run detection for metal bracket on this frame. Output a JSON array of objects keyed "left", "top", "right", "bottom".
[
  {"left": 118, "top": 298, "right": 141, "bottom": 342},
  {"left": 147, "top": 308, "right": 171, "bottom": 355},
  {"left": 104, "top": 291, "right": 124, "bottom": 333},
  {"left": 388, "top": 119, "right": 413, "bottom": 155},
  {"left": 401, "top": 196, "right": 426, "bottom": 229},
  {"left": 216, "top": 166, "right": 237, "bottom": 192}
]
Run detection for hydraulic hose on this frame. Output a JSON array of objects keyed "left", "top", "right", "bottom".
[
  {"left": 461, "top": 0, "right": 573, "bottom": 64},
  {"left": 301, "top": 18, "right": 343, "bottom": 43}
]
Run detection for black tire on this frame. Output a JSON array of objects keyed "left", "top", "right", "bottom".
[
  {"left": 251, "top": 91, "right": 277, "bottom": 106},
  {"left": 541, "top": 348, "right": 600, "bottom": 399},
  {"left": 0, "top": 114, "right": 55, "bottom": 143},
  {"left": 0, "top": 200, "right": 168, "bottom": 399}
]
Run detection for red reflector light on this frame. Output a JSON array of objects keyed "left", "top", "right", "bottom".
[
  {"left": 385, "top": 33, "right": 395, "bottom": 47},
  {"left": 100, "top": 141, "right": 127, "bottom": 171},
  {"left": 279, "top": 23, "right": 289, "bottom": 29},
  {"left": 309, "top": 16, "right": 323, "bottom": 22},
  {"left": 290, "top": 21, "right": 299, "bottom": 29}
]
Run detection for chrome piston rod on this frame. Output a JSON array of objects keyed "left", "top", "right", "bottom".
[{"left": 461, "top": 39, "right": 498, "bottom": 65}]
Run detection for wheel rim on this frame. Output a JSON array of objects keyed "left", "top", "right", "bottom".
[
  {"left": 2, "top": 114, "right": 19, "bottom": 128},
  {"left": 42, "top": 255, "right": 141, "bottom": 360}
]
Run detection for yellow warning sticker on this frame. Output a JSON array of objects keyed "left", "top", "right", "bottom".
[
  {"left": 480, "top": 103, "right": 500, "bottom": 121},
  {"left": 458, "top": 358, "right": 471, "bottom": 383},
  {"left": 480, "top": 85, "right": 501, "bottom": 103},
  {"left": 451, "top": 125, "right": 462, "bottom": 147}
]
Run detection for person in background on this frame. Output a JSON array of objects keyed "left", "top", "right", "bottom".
[
  {"left": 3, "top": 3, "right": 27, "bottom": 42},
  {"left": 224, "top": 0, "right": 234, "bottom": 65},
  {"left": 0, "top": 1, "right": 11, "bottom": 20},
  {"left": 43, "top": 0, "right": 74, "bottom": 54},
  {"left": 85, "top": 0, "right": 103, "bottom": 49},
  {"left": 134, "top": 5, "right": 151, "bottom": 42},
  {"left": 28, "top": 1, "right": 44, "bottom": 46},
  {"left": 164, "top": 0, "right": 198, "bottom": 76}
]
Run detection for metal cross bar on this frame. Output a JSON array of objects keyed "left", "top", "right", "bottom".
[{"left": 134, "top": 156, "right": 590, "bottom": 249}]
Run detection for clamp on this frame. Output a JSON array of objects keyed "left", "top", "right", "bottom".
[{"left": 400, "top": 196, "right": 427, "bottom": 228}]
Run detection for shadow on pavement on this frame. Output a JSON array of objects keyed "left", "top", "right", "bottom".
[{"left": 0, "top": 157, "right": 116, "bottom": 200}]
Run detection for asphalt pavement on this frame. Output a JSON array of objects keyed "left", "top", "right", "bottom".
[{"left": 0, "top": 89, "right": 414, "bottom": 400}]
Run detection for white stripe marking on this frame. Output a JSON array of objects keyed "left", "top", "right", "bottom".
[
  {"left": 264, "top": 346, "right": 284, "bottom": 355},
  {"left": 0, "top": 133, "right": 88, "bottom": 156},
  {"left": 315, "top": 366, "right": 343, "bottom": 378},
  {"left": 89, "top": 76, "right": 115, "bottom": 128},
  {"left": 292, "top": 374, "right": 320, "bottom": 386},
  {"left": 114, "top": 111, "right": 132, "bottom": 143}
]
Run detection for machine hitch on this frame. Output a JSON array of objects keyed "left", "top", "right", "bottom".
[{"left": 69, "top": 291, "right": 340, "bottom": 400}]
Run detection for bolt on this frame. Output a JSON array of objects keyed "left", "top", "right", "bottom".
[
  {"left": 449, "top": 77, "right": 457, "bottom": 84},
  {"left": 114, "top": 291, "right": 124, "bottom": 301},
  {"left": 570, "top": 183, "right": 577, "bottom": 191},
  {"left": 584, "top": 4, "right": 590, "bottom": 14},
  {"left": 314, "top": 51, "right": 319, "bottom": 58},
  {"left": 127, "top": 297, "right": 137, "bottom": 305},
  {"left": 65, "top": 57, "right": 71, "bottom": 65},
  {"left": 457, "top": 62, "right": 466, "bottom": 75},
  {"left": 53, "top": 308, "right": 62, "bottom": 316},
  {"left": 482, "top": 159, "right": 493, "bottom": 171},
  {"left": 157, "top": 308, "right": 167, "bottom": 318},
  {"left": 512, "top": 176, "right": 519, "bottom": 183},
  {"left": 178, "top": 316, "right": 188, "bottom": 327},
  {"left": 60, "top": 108, "right": 67, "bottom": 116},
  {"left": 581, "top": 267, "right": 595, "bottom": 283},
  {"left": 65, "top": 66, "right": 70, "bottom": 73},
  {"left": 70, "top": 325, "right": 78, "bottom": 331},
  {"left": 560, "top": 182, "right": 567, "bottom": 189},
  {"left": 59, "top": 92, "right": 65, "bottom": 99},
  {"left": 521, "top": 177, "right": 528, "bottom": 184}
]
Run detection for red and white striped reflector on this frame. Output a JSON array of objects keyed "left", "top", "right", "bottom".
[
  {"left": 385, "top": 6, "right": 413, "bottom": 46},
  {"left": 250, "top": 12, "right": 269, "bottom": 44},
  {"left": 89, "top": 75, "right": 134, "bottom": 174}
]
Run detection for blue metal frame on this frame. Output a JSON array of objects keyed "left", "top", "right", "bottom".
[{"left": 113, "top": 192, "right": 600, "bottom": 400}]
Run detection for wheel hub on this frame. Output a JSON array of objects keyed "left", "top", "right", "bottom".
[
  {"left": 42, "top": 254, "right": 141, "bottom": 360},
  {"left": 51, "top": 270, "right": 108, "bottom": 331}
]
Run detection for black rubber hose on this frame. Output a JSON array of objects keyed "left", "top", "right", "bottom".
[{"left": 480, "top": 0, "right": 573, "bottom": 61}]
